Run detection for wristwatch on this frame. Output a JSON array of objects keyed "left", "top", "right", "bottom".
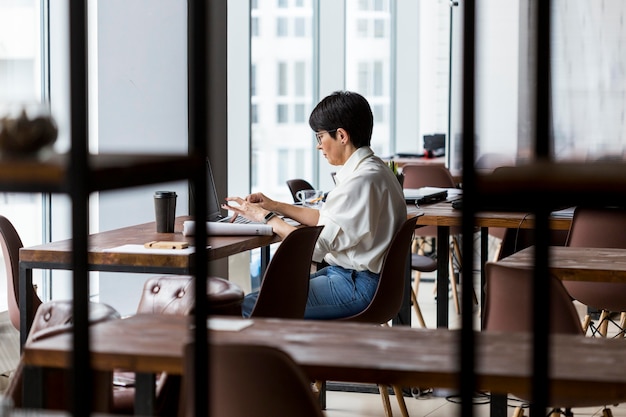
[{"left": 262, "top": 211, "right": 277, "bottom": 224}]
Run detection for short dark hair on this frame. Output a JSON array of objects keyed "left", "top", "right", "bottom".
[{"left": 308, "top": 91, "right": 373, "bottom": 148}]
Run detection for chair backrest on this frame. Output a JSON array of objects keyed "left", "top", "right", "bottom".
[
  {"left": 482, "top": 262, "right": 583, "bottom": 335},
  {"left": 339, "top": 216, "right": 418, "bottom": 324},
  {"left": 563, "top": 206, "right": 626, "bottom": 312},
  {"left": 495, "top": 227, "right": 569, "bottom": 261},
  {"left": 286, "top": 178, "right": 315, "bottom": 203},
  {"left": 0, "top": 215, "right": 42, "bottom": 331},
  {"left": 401, "top": 164, "right": 456, "bottom": 189},
  {"left": 136, "top": 275, "right": 196, "bottom": 315},
  {"left": 250, "top": 225, "right": 324, "bottom": 319},
  {"left": 182, "top": 343, "right": 324, "bottom": 417},
  {"left": 7, "top": 300, "right": 120, "bottom": 410}
]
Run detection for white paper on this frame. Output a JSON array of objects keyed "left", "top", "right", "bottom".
[
  {"left": 183, "top": 220, "right": 273, "bottom": 236},
  {"left": 102, "top": 244, "right": 197, "bottom": 255},
  {"left": 207, "top": 318, "right": 254, "bottom": 331},
  {"left": 551, "top": 206, "right": 576, "bottom": 218}
]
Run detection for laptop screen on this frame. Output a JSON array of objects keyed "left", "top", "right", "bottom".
[
  {"left": 205, "top": 158, "right": 225, "bottom": 221},
  {"left": 187, "top": 158, "right": 225, "bottom": 221}
]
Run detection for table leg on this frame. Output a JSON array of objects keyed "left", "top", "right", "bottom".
[
  {"left": 134, "top": 372, "right": 156, "bottom": 416},
  {"left": 393, "top": 248, "right": 411, "bottom": 326},
  {"left": 480, "top": 227, "right": 488, "bottom": 320},
  {"left": 19, "top": 264, "right": 34, "bottom": 350},
  {"left": 490, "top": 393, "right": 507, "bottom": 417},
  {"left": 22, "top": 365, "right": 44, "bottom": 408},
  {"left": 436, "top": 226, "right": 450, "bottom": 328},
  {"left": 260, "top": 245, "right": 271, "bottom": 276}
]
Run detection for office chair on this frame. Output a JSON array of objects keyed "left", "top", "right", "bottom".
[
  {"left": 409, "top": 252, "right": 437, "bottom": 328},
  {"left": 483, "top": 262, "right": 614, "bottom": 417},
  {"left": 0, "top": 215, "right": 42, "bottom": 334},
  {"left": 316, "top": 216, "right": 419, "bottom": 417},
  {"left": 182, "top": 343, "right": 325, "bottom": 417},
  {"left": 286, "top": 178, "right": 315, "bottom": 204},
  {"left": 247, "top": 225, "right": 324, "bottom": 318},
  {"left": 562, "top": 206, "right": 626, "bottom": 337}
]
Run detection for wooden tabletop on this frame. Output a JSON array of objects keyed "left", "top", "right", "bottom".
[
  {"left": 19, "top": 215, "right": 280, "bottom": 271},
  {"left": 409, "top": 200, "right": 572, "bottom": 230},
  {"left": 21, "top": 314, "right": 626, "bottom": 405},
  {"left": 0, "top": 153, "right": 200, "bottom": 193},
  {"left": 497, "top": 246, "right": 626, "bottom": 283}
]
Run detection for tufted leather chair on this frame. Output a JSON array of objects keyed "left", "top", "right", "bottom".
[
  {"left": 112, "top": 275, "right": 244, "bottom": 415},
  {"left": 5, "top": 300, "right": 121, "bottom": 411}
]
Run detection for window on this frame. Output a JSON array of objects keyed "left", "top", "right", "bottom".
[
  {"left": 294, "top": 61, "right": 306, "bottom": 96},
  {"left": 251, "top": 17, "right": 259, "bottom": 37},
  {"left": 294, "top": 17, "right": 306, "bottom": 37},
  {"left": 277, "top": 103, "right": 289, "bottom": 123},
  {"left": 276, "top": 17, "right": 288, "bottom": 37},
  {"left": 346, "top": 0, "right": 392, "bottom": 156},
  {"left": 250, "top": 1, "right": 314, "bottom": 200},
  {"left": 0, "top": 0, "right": 46, "bottom": 308},
  {"left": 550, "top": 0, "right": 626, "bottom": 161},
  {"left": 277, "top": 62, "right": 288, "bottom": 95},
  {"left": 294, "top": 103, "right": 306, "bottom": 122},
  {"left": 251, "top": 64, "right": 257, "bottom": 95}
]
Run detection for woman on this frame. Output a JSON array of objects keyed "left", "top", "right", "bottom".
[{"left": 223, "top": 90, "right": 407, "bottom": 319}]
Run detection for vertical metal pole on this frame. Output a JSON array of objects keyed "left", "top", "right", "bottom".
[
  {"left": 188, "top": 0, "right": 209, "bottom": 416},
  {"left": 460, "top": 1, "right": 476, "bottom": 417},
  {"left": 531, "top": 1, "right": 552, "bottom": 416},
  {"left": 69, "top": 0, "right": 91, "bottom": 415}
]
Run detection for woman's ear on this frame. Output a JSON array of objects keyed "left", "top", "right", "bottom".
[{"left": 337, "top": 128, "right": 347, "bottom": 144}]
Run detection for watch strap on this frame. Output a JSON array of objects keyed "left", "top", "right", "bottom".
[{"left": 263, "top": 211, "right": 277, "bottom": 224}]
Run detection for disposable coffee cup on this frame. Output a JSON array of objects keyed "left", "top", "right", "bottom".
[{"left": 154, "top": 191, "right": 177, "bottom": 233}]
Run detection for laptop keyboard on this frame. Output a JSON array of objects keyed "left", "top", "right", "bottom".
[{"left": 218, "top": 215, "right": 253, "bottom": 224}]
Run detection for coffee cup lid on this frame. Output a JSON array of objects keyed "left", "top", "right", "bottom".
[{"left": 154, "top": 191, "right": 177, "bottom": 198}]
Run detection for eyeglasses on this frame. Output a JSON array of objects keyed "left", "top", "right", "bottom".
[{"left": 314, "top": 129, "right": 338, "bottom": 145}]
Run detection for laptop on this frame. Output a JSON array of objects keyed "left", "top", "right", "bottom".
[
  {"left": 204, "top": 159, "right": 254, "bottom": 224},
  {"left": 403, "top": 187, "right": 448, "bottom": 205}
]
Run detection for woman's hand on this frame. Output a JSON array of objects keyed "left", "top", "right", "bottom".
[
  {"left": 245, "top": 192, "right": 275, "bottom": 208},
  {"left": 222, "top": 196, "right": 270, "bottom": 224}
]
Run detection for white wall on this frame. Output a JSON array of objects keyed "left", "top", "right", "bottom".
[
  {"left": 93, "top": 0, "right": 188, "bottom": 315},
  {"left": 475, "top": 0, "right": 520, "bottom": 157}
]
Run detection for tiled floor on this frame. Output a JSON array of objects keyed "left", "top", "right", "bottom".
[{"left": 324, "top": 258, "right": 626, "bottom": 417}]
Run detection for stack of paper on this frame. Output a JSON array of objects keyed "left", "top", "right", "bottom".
[{"left": 182, "top": 220, "right": 273, "bottom": 236}]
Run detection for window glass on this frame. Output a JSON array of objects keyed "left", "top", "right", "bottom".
[
  {"left": 551, "top": 0, "right": 626, "bottom": 161},
  {"left": 277, "top": 103, "right": 288, "bottom": 123},
  {"left": 251, "top": 16, "right": 259, "bottom": 37},
  {"left": 346, "top": 0, "right": 392, "bottom": 156},
  {"left": 250, "top": 0, "right": 314, "bottom": 198},
  {"left": 276, "top": 17, "right": 288, "bottom": 37},
  {"left": 0, "top": 0, "right": 45, "bottom": 309},
  {"left": 277, "top": 62, "right": 288, "bottom": 95}
]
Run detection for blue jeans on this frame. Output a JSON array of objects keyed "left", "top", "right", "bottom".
[{"left": 241, "top": 265, "right": 379, "bottom": 320}]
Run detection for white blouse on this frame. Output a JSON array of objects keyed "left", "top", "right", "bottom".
[{"left": 313, "top": 146, "right": 407, "bottom": 273}]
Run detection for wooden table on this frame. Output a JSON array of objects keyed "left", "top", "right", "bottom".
[
  {"left": 407, "top": 200, "right": 572, "bottom": 328},
  {"left": 18, "top": 216, "right": 280, "bottom": 346},
  {"left": 496, "top": 246, "right": 626, "bottom": 283},
  {"left": 22, "top": 314, "right": 626, "bottom": 415}
]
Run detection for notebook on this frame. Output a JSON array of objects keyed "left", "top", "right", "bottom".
[{"left": 403, "top": 187, "right": 448, "bottom": 205}]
